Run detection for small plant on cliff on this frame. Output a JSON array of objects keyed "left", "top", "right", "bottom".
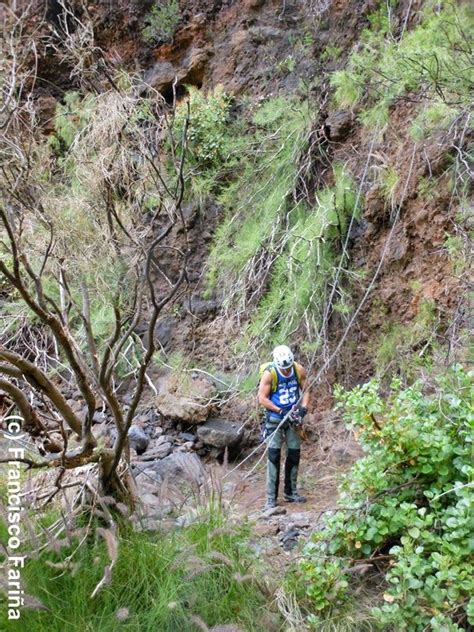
[
  {"left": 143, "top": 0, "right": 180, "bottom": 44},
  {"left": 174, "top": 85, "right": 233, "bottom": 171},
  {"left": 48, "top": 91, "right": 95, "bottom": 153},
  {"left": 372, "top": 299, "right": 439, "bottom": 380},
  {"left": 294, "top": 365, "right": 474, "bottom": 631},
  {"left": 378, "top": 165, "right": 399, "bottom": 205}
]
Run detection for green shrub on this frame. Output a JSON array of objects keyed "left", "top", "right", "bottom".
[
  {"left": 143, "top": 0, "right": 180, "bottom": 44},
  {"left": 276, "top": 54, "right": 297, "bottom": 74},
  {"left": 296, "top": 365, "right": 474, "bottom": 631},
  {"left": 410, "top": 101, "right": 460, "bottom": 141},
  {"left": 320, "top": 45, "right": 343, "bottom": 63},
  {"left": 377, "top": 165, "right": 399, "bottom": 203},
  {"left": 206, "top": 96, "right": 310, "bottom": 290},
  {"left": 174, "top": 85, "right": 233, "bottom": 171},
  {"left": 174, "top": 92, "right": 359, "bottom": 352},
  {"left": 48, "top": 91, "right": 94, "bottom": 152}
]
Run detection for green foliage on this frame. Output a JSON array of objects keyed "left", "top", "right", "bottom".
[
  {"left": 246, "top": 164, "right": 360, "bottom": 345},
  {"left": 0, "top": 509, "right": 270, "bottom": 631},
  {"left": 331, "top": 3, "right": 472, "bottom": 131},
  {"left": 321, "top": 45, "right": 343, "bottom": 63},
  {"left": 444, "top": 233, "right": 470, "bottom": 277},
  {"left": 48, "top": 91, "right": 94, "bottom": 152},
  {"left": 417, "top": 175, "right": 441, "bottom": 201},
  {"left": 410, "top": 101, "right": 459, "bottom": 141},
  {"left": 378, "top": 165, "right": 399, "bottom": 202},
  {"left": 276, "top": 54, "right": 297, "bottom": 75},
  {"left": 177, "top": 93, "right": 360, "bottom": 353},
  {"left": 174, "top": 85, "right": 233, "bottom": 171},
  {"left": 206, "top": 96, "right": 309, "bottom": 283},
  {"left": 296, "top": 365, "right": 474, "bottom": 631},
  {"left": 192, "top": 93, "right": 361, "bottom": 350},
  {"left": 143, "top": 0, "right": 180, "bottom": 44},
  {"left": 372, "top": 299, "right": 439, "bottom": 379},
  {"left": 330, "top": 69, "right": 362, "bottom": 109}
]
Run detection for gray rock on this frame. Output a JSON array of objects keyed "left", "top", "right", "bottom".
[
  {"left": 134, "top": 452, "right": 205, "bottom": 487},
  {"left": 288, "top": 512, "right": 312, "bottom": 528},
  {"left": 179, "top": 432, "right": 197, "bottom": 443},
  {"left": 248, "top": 26, "right": 284, "bottom": 42},
  {"left": 155, "top": 375, "right": 216, "bottom": 424},
  {"left": 325, "top": 110, "right": 353, "bottom": 142},
  {"left": 182, "top": 202, "right": 199, "bottom": 229},
  {"left": 197, "top": 418, "right": 244, "bottom": 449},
  {"left": 280, "top": 527, "right": 301, "bottom": 551},
  {"left": 190, "top": 293, "right": 218, "bottom": 317},
  {"left": 144, "top": 47, "right": 211, "bottom": 95},
  {"left": 139, "top": 317, "right": 175, "bottom": 352},
  {"left": 128, "top": 425, "right": 149, "bottom": 455},
  {"left": 138, "top": 443, "right": 172, "bottom": 461},
  {"left": 144, "top": 61, "right": 176, "bottom": 92},
  {"left": 261, "top": 506, "right": 287, "bottom": 519},
  {"left": 153, "top": 316, "right": 174, "bottom": 350},
  {"left": 156, "top": 434, "right": 174, "bottom": 446},
  {"left": 92, "top": 411, "right": 107, "bottom": 424}
]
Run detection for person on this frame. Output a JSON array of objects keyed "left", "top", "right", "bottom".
[{"left": 257, "top": 345, "right": 310, "bottom": 510}]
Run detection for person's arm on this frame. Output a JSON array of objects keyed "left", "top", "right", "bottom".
[
  {"left": 258, "top": 371, "right": 282, "bottom": 415},
  {"left": 298, "top": 365, "right": 310, "bottom": 410}
]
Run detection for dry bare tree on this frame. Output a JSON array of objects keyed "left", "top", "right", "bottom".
[{"left": 0, "top": 5, "right": 190, "bottom": 503}]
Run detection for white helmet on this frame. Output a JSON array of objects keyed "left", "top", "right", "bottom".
[{"left": 272, "top": 345, "right": 294, "bottom": 370}]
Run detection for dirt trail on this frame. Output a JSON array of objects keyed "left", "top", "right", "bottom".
[{"left": 218, "top": 415, "right": 363, "bottom": 565}]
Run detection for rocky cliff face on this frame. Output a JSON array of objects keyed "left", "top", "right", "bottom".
[{"left": 18, "top": 0, "right": 470, "bottom": 415}]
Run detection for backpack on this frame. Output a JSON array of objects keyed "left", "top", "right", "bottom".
[{"left": 258, "top": 362, "right": 303, "bottom": 394}]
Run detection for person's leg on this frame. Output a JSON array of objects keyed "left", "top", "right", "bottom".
[
  {"left": 265, "top": 420, "right": 283, "bottom": 508},
  {"left": 283, "top": 426, "right": 306, "bottom": 502}
]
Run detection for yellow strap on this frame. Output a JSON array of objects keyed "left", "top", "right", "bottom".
[{"left": 270, "top": 363, "right": 302, "bottom": 393}]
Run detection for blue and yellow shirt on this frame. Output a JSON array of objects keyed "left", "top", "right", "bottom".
[{"left": 268, "top": 366, "right": 300, "bottom": 421}]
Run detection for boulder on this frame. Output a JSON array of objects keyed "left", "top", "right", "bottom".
[
  {"left": 196, "top": 418, "right": 244, "bottom": 449},
  {"left": 190, "top": 293, "right": 218, "bottom": 317},
  {"left": 144, "top": 60, "right": 176, "bottom": 93},
  {"left": 155, "top": 375, "right": 216, "bottom": 424},
  {"left": 138, "top": 442, "right": 172, "bottom": 460},
  {"left": 325, "top": 110, "right": 353, "bottom": 142},
  {"left": 134, "top": 452, "right": 205, "bottom": 487},
  {"left": 137, "top": 317, "right": 176, "bottom": 352},
  {"left": 179, "top": 432, "right": 197, "bottom": 443},
  {"left": 153, "top": 316, "right": 175, "bottom": 351},
  {"left": 128, "top": 425, "right": 149, "bottom": 455}
]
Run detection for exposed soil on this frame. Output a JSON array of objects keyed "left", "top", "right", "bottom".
[{"left": 217, "top": 409, "right": 363, "bottom": 569}]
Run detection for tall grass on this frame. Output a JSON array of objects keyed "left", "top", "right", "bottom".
[{"left": 0, "top": 507, "right": 272, "bottom": 631}]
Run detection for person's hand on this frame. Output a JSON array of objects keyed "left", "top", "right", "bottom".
[
  {"left": 288, "top": 406, "right": 300, "bottom": 423},
  {"left": 298, "top": 406, "right": 308, "bottom": 419},
  {"left": 289, "top": 406, "right": 301, "bottom": 424}
]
